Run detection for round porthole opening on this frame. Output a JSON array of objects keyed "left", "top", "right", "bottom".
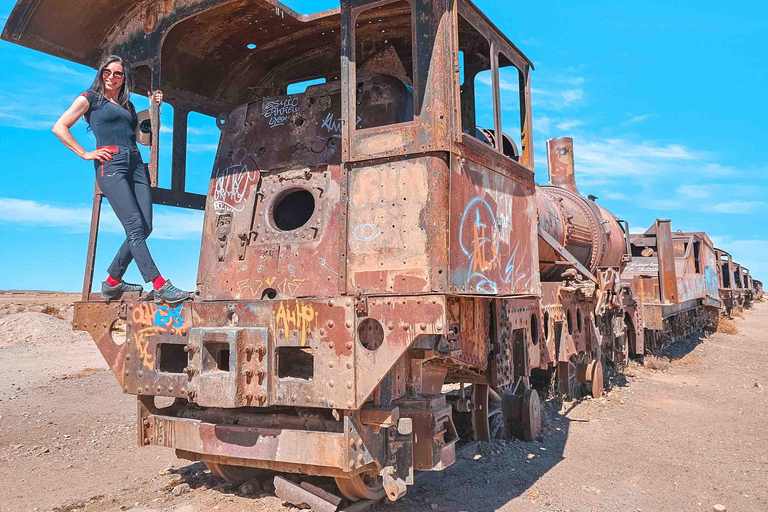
[{"left": 272, "top": 189, "right": 315, "bottom": 231}]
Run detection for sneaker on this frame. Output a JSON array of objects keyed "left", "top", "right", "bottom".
[
  {"left": 101, "top": 280, "right": 143, "bottom": 301},
  {"left": 154, "top": 280, "right": 190, "bottom": 304}
]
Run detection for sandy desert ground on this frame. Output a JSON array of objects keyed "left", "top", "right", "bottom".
[{"left": 0, "top": 291, "right": 766, "bottom": 512}]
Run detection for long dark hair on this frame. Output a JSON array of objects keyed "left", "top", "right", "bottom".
[{"left": 84, "top": 55, "right": 135, "bottom": 124}]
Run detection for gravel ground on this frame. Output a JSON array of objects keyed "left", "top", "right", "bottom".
[{"left": 0, "top": 292, "right": 765, "bottom": 512}]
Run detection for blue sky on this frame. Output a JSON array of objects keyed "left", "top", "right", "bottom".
[{"left": 0, "top": 0, "right": 766, "bottom": 291}]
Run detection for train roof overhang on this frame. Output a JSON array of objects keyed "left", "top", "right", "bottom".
[{"left": 1, "top": 0, "right": 533, "bottom": 108}]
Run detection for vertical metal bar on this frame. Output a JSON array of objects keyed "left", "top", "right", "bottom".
[
  {"left": 149, "top": 62, "right": 161, "bottom": 188},
  {"left": 519, "top": 64, "right": 534, "bottom": 169},
  {"left": 171, "top": 106, "right": 188, "bottom": 193},
  {"left": 340, "top": 3, "right": 354, "bottom": 162},
  {"left": 655, "top": 219, "right": 678, "bottom": 304},
  {"left": 82, "top": 191, "right": 103, "bottom": 301},
  {"left": 490, "top": 43, "right": 502, "bottom": 153}
]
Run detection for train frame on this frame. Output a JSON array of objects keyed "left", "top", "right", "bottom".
[{"left": 1, "top": 0, "right": 760, "bottom": 503}]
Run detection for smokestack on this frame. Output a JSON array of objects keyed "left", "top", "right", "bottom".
[{"left": 546, "top": 137, "right": 578, "bottom": 193}]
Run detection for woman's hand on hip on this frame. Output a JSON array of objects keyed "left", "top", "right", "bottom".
[
  {"left": 83, "top": 148, "right": 114, "bottom": 163},
  {"left": 148, "top": 90, "right": 163, "bottom": 105}
]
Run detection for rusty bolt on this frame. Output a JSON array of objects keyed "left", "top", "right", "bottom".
[
  {"left": 143, "top": 419, "right": 149, "bottom": 427},
  {"left": 328, "top": 300, "right": 334, "bottom": 307},
  {"left": 329, "top": 401, "right": 335, "bottom": 407},
  {"left": 125, "top": 355, "right": 130, "bottom": 361},
  {"left": 345, "top": 341, "right": 353, "bottom": 350},
  {"left": 244, "top": 345, "right": 255, "bottom": 356},
  {"left": 245, "top": 368, "right": 254, "bottom": 378},
  {"left": 187, "top": 390, "right": 196, "bottom": 399},
  {"left": 125, "top": 370, "right": 130, "bottom": 376},
  {"left": 183, "top": 344, "right": 196, "bottom": 353},
  {"left": 257, "top": 346, "right": 267, "bottom": 358},
  {"left": 345, "top": 320, "right": 352, "bottom": 328},
  {"left": 403, "top": 324, "right": 409, "bottom": 331},
  {"left": 329, "top": 342, "right": 335, "bottom": 349},
  {"left": 144, "top": 438, "right": 149, "bottom": 444},
  {"left": 257, "top": 368, "right": 266, "bottom": 379},
  {"left": 138, "top": 370, "right": 143, "bottom": 377},
  {"left": 245, "top": 392, "right": 253, "bottom": 400},
  {"left": 436, "top": 325, "right": 443, "bottom": 332},
  {"left": 387, "top": 322, "right": 395, "bottom": 330},
  {"left": 123, "top": 386, "right": 129, "bottom": 392},
  {"left": 420, "top": 323, "right": 427, "bottom": 331},
  {"left": 328, "top": 381, "right": 335, "bottom": 388},
  {"left": 144, "top": 386, "right": 149, "bottom": 392},
  {"left": 319, "top": 328, "right": 326, "bottom": 336},
  {"left": 181, "top": 329, "right": 187, "bottom": 336},
  {"left": 347, "top": 381, "right": 353, "bottom": 389},
  {"left": 327, "top": 320, "right": 335, "bottom": 329},
  {"left": 156, "top": 385, "right": 161, "bottom": 392},
  {"left": 346, "top": 362, "right": 353, "bottom": 369},
  {"left": 168, "top": 387, "right": 173, "bottom": 393}
]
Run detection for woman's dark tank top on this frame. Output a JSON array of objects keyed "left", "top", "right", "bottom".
[{"left": 82, "top": 91, "right": 138, "bottom": 147}]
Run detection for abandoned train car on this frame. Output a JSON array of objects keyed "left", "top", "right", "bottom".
[{"left": 1, "top": 0, "right": 760, "bottom": 503}]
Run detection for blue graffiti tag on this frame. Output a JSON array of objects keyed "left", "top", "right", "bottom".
[{"left": 154, "top": 305, "right": 184, "bottom": 328}]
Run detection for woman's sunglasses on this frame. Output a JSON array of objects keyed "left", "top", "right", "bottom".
[{"left": 102, "top": 69, "right": 125, "bottom": 79}]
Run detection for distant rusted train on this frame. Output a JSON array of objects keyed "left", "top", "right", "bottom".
[{"left": 2, "top": 0, "right": 759, "bottom": 502}]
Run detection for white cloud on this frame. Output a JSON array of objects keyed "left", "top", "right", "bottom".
[
  {"left": 676, "top": 184, "right": 712, "bottom": 199},
  {"left": 604, "top": 191, "right": 629, "bottom": 200},
  {"left": 556, "top": 119, "right": 584, "bottom": 131},
  {"left": 0, "top": 198, "right": 203, "bottom": 240},
  {"left": 574, "top": 138, "right": 701, "bottom": 178},
  {"left": 709, "top": 201, "right": 767, "bottom": 214},
  {"left": 620, "top": 114, "right": 652, "bottom": 126}
]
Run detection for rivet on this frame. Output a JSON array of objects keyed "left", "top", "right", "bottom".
[
  {"left": 103, "top": 322, "right": 107, "bottom": 328},
  {"left": 181, "top": 388, "right": 186, "bottom": 394},
  {"left": 168, "top": 387, "right": 173, "bottom": 393},
  {"left": 138, "top": 371, "right": 143, "bottom": 377},
  {"left": 436, "top": 325, "right": 443, "bottom": 331},
  {"left": 345, "top": 320, "right": 352, "bottom": 328},
  {"left": 357, "top": 454, "right": 364, "bottom": 464},
  {"left": 320, "top": 328, "right": 326, "bottom": 336},
  {"left": 144, "top": 386, "right": 149, "bottom": 392},
  {"left": 327, "top": 320, "right": 335, "bottom": 329},
  {"left": 346, "top": 381, "right": 353, "bottom": 389},
  {"left": 144, "top": 438, "right": 149, "bottom": 444},
  {"left": 357, "top": 438, "right": 364, "bottom": 448},
  {"left": 143, "top": 419, "right": 149, "bottom": 426},
  {"left": 329, "top": 361, "right": 335, "bottom": 369},
  {"left": 329, "top": 401, "right": 334, "bottom": 407},
  {"left": 403, "top": 324, "right": 409, "bottom": 331},
  {"left": 345, "top": 341, "right": 353, "bottom": 350},
  {"left": 388, "top": 322, "right": 395, "bottom": 330},
  {"left": 347, "top": 401, "right": 353, "bottom": 408},
  {"left": 125, "top": 370, "right": 130, "bottom": 376},
  {"left": 346, "top": 362, "right": 353, "bottom": 369},
  {"left": 156, "top": 385, "right": 161, "bottom": 392},
  {"left": 328, "top": 381, "right": 335, "bottom": 388},
  {"left": 125, "top": 355, "right": 130, "bottom": 361},
  {"left": 328, "top": 300, "right": 334, "bottom": 307},
  {"left": 123, "top": 386, "right": 129, "bottom": 392},
  {"left": 246, "top": 392, "right": 253, "bottom": 400},
  {"left": 329, "top": 342, "right": 335, "bottom": 349},
  {"left": 420, "top": 323, "right": 427, "bottom": 330}
]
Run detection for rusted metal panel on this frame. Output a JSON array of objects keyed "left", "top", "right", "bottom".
[
  {"left": 655, "top": 220, "right": 678, "bottom": 304},
  {"left": 347, "top": 155, "right": 449, "bottom": 295},
  {"left": 448, "top": 154, "right": 538, "bottom": 295}
]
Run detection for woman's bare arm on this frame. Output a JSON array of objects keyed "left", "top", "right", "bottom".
[{"left": 52, "top": 96, "right": 113, "bottom": 163}]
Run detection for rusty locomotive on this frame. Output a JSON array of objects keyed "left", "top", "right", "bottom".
[{"left": 2, "top": 0, "right": 760, "bottom": 502}]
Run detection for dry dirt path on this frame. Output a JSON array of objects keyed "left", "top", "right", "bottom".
[{"left": 0, "top": 295, "right": 766, "bottom": 512}]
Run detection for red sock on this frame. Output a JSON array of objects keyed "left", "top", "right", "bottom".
[
  {"left": 153, "top": 276, "right": 166, "bottom": 290},
  {"left": 106, "top": 275, "right": 121, "bottom": 287}
]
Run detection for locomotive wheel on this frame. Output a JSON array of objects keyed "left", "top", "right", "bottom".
[
  {"left": 521, "top": 388, "right": 542, "bottom": 442},
  {"left": 335, "top": 472, "right": 386, "bottom": 501},
  {"left": 205, "top": 462, "right": 268, "bottom": 485},
  {"left": 471, "top": 383, "right": 506, "bottom": 441},
  {"left": 588, "top": 359, "right": 604, "bottom": 398}
]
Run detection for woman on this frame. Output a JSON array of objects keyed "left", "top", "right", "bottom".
[{"left": 53, "top": 55, "right": 189, "bottom": 304}]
